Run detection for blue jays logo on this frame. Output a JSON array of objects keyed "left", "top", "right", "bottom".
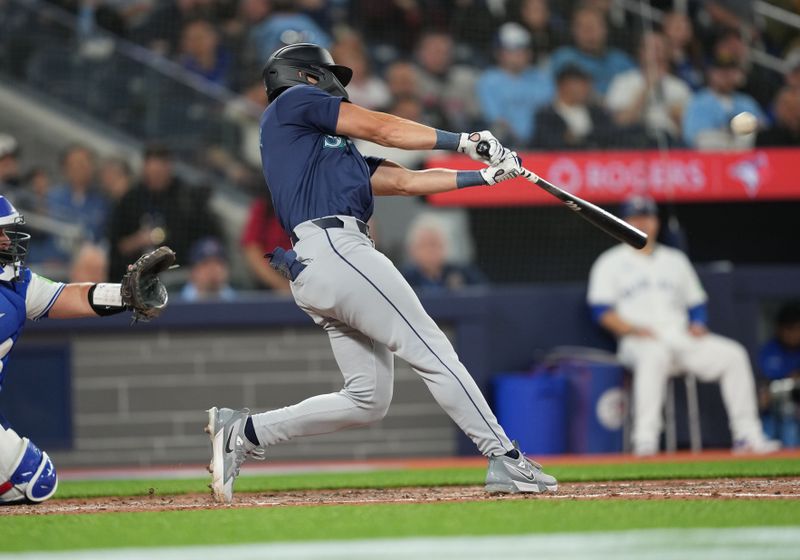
[{"left": 323, "top": 135, "right": 347, "bottom": 149}]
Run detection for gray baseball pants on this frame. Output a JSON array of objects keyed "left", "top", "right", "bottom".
[{"left": 250, "top": 216, "right": 513, "bottom": 456}]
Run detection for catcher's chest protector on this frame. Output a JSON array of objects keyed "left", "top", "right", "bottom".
[{"left": 0, "top": 269, "right": 31, "bottom": 385}]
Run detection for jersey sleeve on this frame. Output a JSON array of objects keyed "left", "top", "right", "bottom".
[
  {"left": 678, "top": 252, "right": 707, "bottom": 307},
  {"left": 277, "top": 85, "right": 342, "bottom": 135},
  {"left": 26, "top": 272, "right": 66, "bottom": 321},
  {"left": 587, "top": 253, "right": 617, "bottom": 306},
  {"left": 363, "top": 156, "right": 385, "bottom": 176}
]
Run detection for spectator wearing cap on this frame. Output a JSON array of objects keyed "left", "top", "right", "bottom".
[
  {"left": 531, "top": 64, "right": 618, "bottom": 150},
  {"left": 682, "top": 55, "right": 765, "bottom": 149},
  {"left": 476, "top": 22, "right": 554, "bottom": 147},
  {"left": 606, "top": 31, "right": 693, "bottom": 146},
  {"left": 549, "top": 6, "right": 635, "bottom": 95},
  {"left": 48, "top": 144, "right": 109, "bottom": 247},
  {"left": 240, "top": 193, "right": 291, "bottom": 293},
  {"left": 180, "top": 237, "right": 236, "bottom": 301},
  {"left": 757, "top": 87, "right": 800, "bottom": 147},
  {"left": 758, "top": 301, "right": 800, "bottom": 448},
  {"left": 108, "top": 144, "right": 222, "bottom": 279},
  {"left": 587, "top": 194, "right": 779, "bottom": 456},
  {"left": 0, "top": 133, "right": 21, "bottom": 193}
]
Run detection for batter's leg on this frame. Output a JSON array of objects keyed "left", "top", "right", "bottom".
[
  {"left": 679, "top": 333, "right": 765, "bottom": 443},
  {"left": 293, "top": 229, "right": 513, "bottom": 456},
  {"left": 618, "top": 337, "right": 674, "bottom": 454},
  {"left": 249, "top": 319, "right": 394, "bottom": 446}
]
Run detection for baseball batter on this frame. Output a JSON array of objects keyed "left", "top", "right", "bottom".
[
  {"left": 0, "top": 196, "right": 171, "bottom": 504},
  {"left": 207, "top": 43, "right": 557, "bottom": 503},
  {"left": 588, "top": 195, "right": 779, "bottom": 455}
]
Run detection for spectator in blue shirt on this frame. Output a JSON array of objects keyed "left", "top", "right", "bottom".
[
  {"left": 48, "top": 144, "right": 109, "bottom": 248},
  {"left": 476, "top": 23, "right": 554, "bottom": 147},
  {"left": 758, "top": 302, "right": 800, "bottom": 447},
  {"left": 549, "top": 6, "right": 635, "bottom": 95},
  {"left": 682, "top": 55, "right": 766, "bottom": 149},
  {"left": 402, "top": 215, "right": 487, "bottom": 292},
  {"left": 249, "top": 0, "right": 331, "bottom": 62}
]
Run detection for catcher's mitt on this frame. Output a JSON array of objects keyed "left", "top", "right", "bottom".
[{"left": 121, "top": 246, "right": 176, "bottom": 323}]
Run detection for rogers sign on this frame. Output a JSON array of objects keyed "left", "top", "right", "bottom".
[
  {"left": 427, "top": 148, "right": 800, "bottom": 207},
  {"left": 548, "top": 157, "right": 706, "bottom": 195}
]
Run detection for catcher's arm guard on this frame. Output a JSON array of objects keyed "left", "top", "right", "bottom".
[{"left": 121, "top": 246, "right": 177, "bottom": 323}]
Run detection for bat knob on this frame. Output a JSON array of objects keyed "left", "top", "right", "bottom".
[{"left": 476, "top": 140, "right": 491, "bottom": 158}]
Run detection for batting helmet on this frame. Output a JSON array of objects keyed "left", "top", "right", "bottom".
[
  {"left": 0, "top": 196, "right": 30, "bottom": 279},
  {"left": 262, "top": 43, "right": 352, "bottom": 102}
]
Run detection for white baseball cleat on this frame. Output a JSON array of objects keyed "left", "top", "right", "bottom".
[{"left": 205, "top": 407, "right": 265, "bottom": 504}]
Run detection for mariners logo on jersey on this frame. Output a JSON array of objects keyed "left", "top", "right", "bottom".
[{"left": 323, "top": 135, "right": 347, "bottom": 149}]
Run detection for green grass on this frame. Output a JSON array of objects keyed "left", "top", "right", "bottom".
[
  {"left": 4, "top": 500, "right": 800, "bottom": 552},
  {"left": 56, "top": 458, "right": 800, "bottom": 499}
]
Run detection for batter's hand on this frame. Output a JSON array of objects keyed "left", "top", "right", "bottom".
[
  {"left": 458, "top": 131, "right": 507, "bottom": 165},
  {"left": 480, "top": 151, "right": 522, "bottom": 186}
]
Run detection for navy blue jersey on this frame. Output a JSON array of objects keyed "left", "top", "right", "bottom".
[{"left": 259, "top": 85, "right": 384, "bottom": 234}]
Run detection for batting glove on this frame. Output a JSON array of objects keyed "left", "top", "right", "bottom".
[
  {"left": 458, "top": 131, "right": 507, "bottom": 165},
  {"left": 479, "top": 151, "right": 522, "bottom": 186}
]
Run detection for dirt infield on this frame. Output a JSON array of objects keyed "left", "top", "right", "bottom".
[{"left": 2, "top": 478, "right": 798, "bottom": 516}]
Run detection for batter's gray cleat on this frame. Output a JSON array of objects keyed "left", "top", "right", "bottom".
[
  {"left": 485, "top": 443, "right": 558, "bottom": 494},
  {"left": 205, "top": 407, "right": 265, "bottom": 504}
]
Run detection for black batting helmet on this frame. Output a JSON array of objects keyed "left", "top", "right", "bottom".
[{"left": 262, "top": 43, "right": 352, "bottom": 102}]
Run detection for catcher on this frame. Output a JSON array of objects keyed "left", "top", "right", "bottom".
[{"left": 0, "top": 196, "right": 174, "bottom": 504}]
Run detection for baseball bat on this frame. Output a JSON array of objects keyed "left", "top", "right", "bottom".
[{"left": 476, "top": 142, "right": 647, "bottom": 250}]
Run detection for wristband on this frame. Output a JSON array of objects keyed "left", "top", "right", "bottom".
[
  {"left": 456, "top": 170, "right": 486, "bottom": 189},
  {"left": 88, "top": 283, "right": 125, "bottom": 316},
  {"left": 434, "top": 129, "right": 460, "bottom": 151}
]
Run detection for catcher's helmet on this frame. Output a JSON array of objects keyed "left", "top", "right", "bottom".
[
  {"left": 0, "top": 196, "right": 30, "bottom": 280},
  {"left": 262, "top": 43, "right": 352, "bottom": 102}
]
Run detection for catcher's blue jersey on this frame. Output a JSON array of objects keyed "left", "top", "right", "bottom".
[
  {"left": 259, "top": 84, "right": 383, "bottom": 234},
  {"left": 0, "top": 268, "right": 64, "bottom": 390}
]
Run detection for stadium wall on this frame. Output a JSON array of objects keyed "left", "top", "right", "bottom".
[{"left": 3, "top": 265, "right": 798, "bottom": 467}]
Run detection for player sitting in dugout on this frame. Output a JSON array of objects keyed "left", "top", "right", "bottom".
[
  {"left": 0, "top": 196, "right": 173, "bottom": 504},
  {"left": 587, "top": 195, "right": 780, "bottom": 456}
]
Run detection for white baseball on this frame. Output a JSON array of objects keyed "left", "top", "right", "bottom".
[{"left": 730, "top": 112, "right": 758, "bottom": 135}]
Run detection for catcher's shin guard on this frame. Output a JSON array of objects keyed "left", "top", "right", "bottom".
[{"left": 0, "top": 437, "right": 58, "bottom": 504}]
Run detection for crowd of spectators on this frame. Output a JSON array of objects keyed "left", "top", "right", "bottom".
[
  {"left": 2, "top": 0, "right": 800, "bottom": 298},
  {"left": 2, "top": 0, "right": 799, "bottom": 181},
  {"left": 0, "top": 138, "right": 284, "bottom": 299}
]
